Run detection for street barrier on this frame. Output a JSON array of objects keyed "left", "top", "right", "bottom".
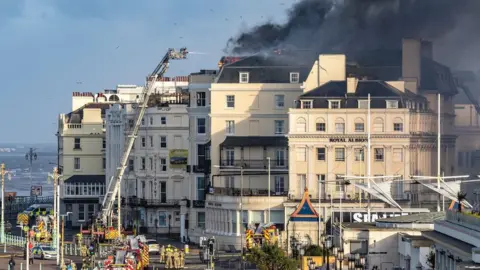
[{"left": 5, "top": 234, "right": 26, "bottom": 247}]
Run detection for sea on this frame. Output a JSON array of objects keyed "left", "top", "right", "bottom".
[{"left": 0, "top": 152, "right": 56, "bottom": 197}]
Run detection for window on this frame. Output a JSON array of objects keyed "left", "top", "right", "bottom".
[
  {"left": 88, "top": 204, "right": 95, "bottom": 220},
  {"left": 160, "top": 136, "right": 167, "bottom": 148},
  {"left": 225, "top": 120, "right": 235, "bottom": 135},
  {"left": 226, "top": 95, "right": 235, "bottom": 108},
  {"left": 149, "top": 117, "right": 153, "bottom": 125},
  {"left": 393, "top": 118, "right": 403, "bottom": 132},
  {"left": 197, "top": 118, "right": 206, "bottom": 134},
  {"left": 160, "top": 158, "right": 167, "bottom": 171},
  {"left": 393, "top": 148, "right": 403, "bottom": 162},
  {"left": 329, "top": 100, "right": 341, "bottom": 109},
  {"left": 160, "top": 182, "right": 166, "bottom": 203},
  {"left": 275, "top": 176, "right": 285, "bottom": 193},
  {"left": 336, "top": 175, "right": 344, "bottom": 192},
  {"left": 197, "top": 212, "right": 206, "bottom": 229},
  {"left": 74, "top": 158, "right": 80, "bottom": 170},
  {"left": 358, "top": 100, "right": 368, "bottom": 109},
  {"left": 103, "top": 158, "right": 106, "bottom": 169},
  {"left": 354, "top": 148, "right": 364, "bottom": 161},
  {"left": 296, "top": 147, "right": 306, "bottom": 161},
  {"left": 335, "top": 148, "right": 345, "bottom": 161},
  {"left": 128, "top": 159, "right": 134, "bottom": 171},
  {"left": 276, "top": 149, "right": 286, "bottom": 166},
  {"left": 298, "top": 174, "right": 307, "bottom": 194},
  {"left": 149, "top": 136, "right": 153, "bottom": 147},
  {"left": 301, "top": 100, "right": 312, "bottom": 109},
  {"left": 78, "top": 204, "right": 85, "bottom": 221},
  {"left": 355, "top": 122, "right": 364, "bottom": 132},
  {"left": 196, "top": 92, "right": 206, "bottom": 107},
  {"left": 141, "top": 136, "right": 146, "bottom": 147},
  {"left": 149, "top": 157, "right": 153, "bottom": 170},
  {"left": 141, "top": 118, "right": 145, "bottom": 125},
  {"left": 102, "top": 138, "right": 106, "bottom": 149},
  {"left": 158, "top": 212, "right": 167, "bottom": 227},
  {"left": 290, "top": 72, "right": 300, "bottom": 83},
  {"left": 386, "top": 100, "right": 399, "bottom": 109},
  {"left": 458, "top": 152, "right": 464, "bottom": 167},
  {"left": 141, "top": 157, "right": 146, "bottom": 170},
  {"left": 335, "top": 122, "right": 345, "bottom": 133},
  {"left": 374, "top": 148, "right": 384, "bottom": 161},
  {"left": 275, "top": 95, "right": 285, "bottom": 108},
  {"left": 373, "top": 118, "right": 384, "bottom": 132},
  {"left": 197, "top": 144, "right": 206, "bottom": 168},
  {"left": 128, "top": 119, "right": 134, "bottom": 128},
  {"left": 74, "top": 138, "right": 81, "bottom": 149},
  {"left": 275, "top": 120, "right": 285, "bottom": 134},
  {"left": 239, "top": 72, "right": 249, "bottom": 83},
  {"left": 197, "top": 177, "right": 205, "bottom": 200},
  {"left": 160, "top": 117, "right": 166, "bottom": 125},
  {"left": 296, "top": 118, "right": 306, "bottom": 132},
  {"left": 316, "top": 119, "right": 326, "bottom": 132},
  {"left": 225, "top": 148, "right": 234, "bottom": 166},
  {"left": 317, "top": 148, "right": 326, "bottom": 161},
  {"left": 225, "top": 176, "right": 235, "bottom": 188}
]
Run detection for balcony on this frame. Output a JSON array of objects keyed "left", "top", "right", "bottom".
[
  {"left": 209, "top": 187, "right": 288, "bottom": 197},
  {"left": 219, "top": 159, "right": 288, "bottom": 170},
  {"left": 127, "top": 197, "right": 180, "bottom": 208}
]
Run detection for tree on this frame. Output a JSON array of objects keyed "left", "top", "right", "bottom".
[
  {"left": 304, "top": 245, "right": 324, "bottom": 256},
  {"left": 426, "top": 250, "right": 435, "bottom": 269},
  {"left": 457, "top": 191, "right": 467, "bottom": 213},
  {"left": 246, "top": 244, "right": 299, "bottom": 270}
]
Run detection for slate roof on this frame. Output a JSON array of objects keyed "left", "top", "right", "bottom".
[
  {"left": 66, "top": 103, "right": 111, "bottom": 124},
  {"left": 220, "top": 136, "right": 288, "bottom": 148},
  {"left": 290, "top": 188, "right": 319, "bottom": 222},
  {"left": 64, "top": 175, "right": 105, "bottom": 184}
]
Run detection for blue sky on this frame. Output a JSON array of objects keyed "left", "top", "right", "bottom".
[{"left": 0, "top": 0, "right": 295, "bottom": 143}]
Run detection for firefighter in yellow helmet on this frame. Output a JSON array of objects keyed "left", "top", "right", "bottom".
[
  {"left": 173, "top": 248, "right": 180, "bottom": 269},
  {"left": 165, "top": 244, "right": 173, "bottom": 269},
  {"left": 159, "top": 245, "right": 165, "bottom": 263},
  {"left": 179, "top": 248, "right": 185, "bottom": 268}
]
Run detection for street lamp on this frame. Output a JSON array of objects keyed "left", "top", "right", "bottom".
[
  {"left": 60, "top": 212, "right": 72, "bottom": 267},
  {"left": 1, "top": 163, "right": 12, "bottom": 253},
  {"left": 348, "top": 254, "right": 356, "bottom": 270},
  {"left": 332, "top": 247, "right": 338, "bottom": 270},
  {"left": 321, "top": 234, "right": 333, "bottom": 270},
  {"left": 337, "top": 249, "right": 344, "bottom": 270}
]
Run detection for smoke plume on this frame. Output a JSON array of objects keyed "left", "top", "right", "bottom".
[{"left": 226, "top": 0, "right": 480, "bottom": 68}]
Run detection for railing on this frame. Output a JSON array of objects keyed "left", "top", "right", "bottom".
[
  {"left": 210, "top": 187, "right": 288, "bottom": 197},
  {"left": 220, "top": 159, "right": 288, "bottom": 169},
  {"left": 67, "top": 123, "right": 82, "bottom": 129},
  {"left": 127, "top": 197, "right": 180, "bottom": 207},
  {"left": 5, "top": 234, "right": 26, "bottom": 247},
  {"left": 446, "top": 209, "right": 480, "bottom": 229}
]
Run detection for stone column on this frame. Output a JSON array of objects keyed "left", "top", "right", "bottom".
[{"left": 236, "top": 211, "right": 240, "bottom": 236}]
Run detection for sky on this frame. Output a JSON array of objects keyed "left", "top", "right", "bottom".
[{"left": 0, "top": 0, "right": 296, "bottom": 144}]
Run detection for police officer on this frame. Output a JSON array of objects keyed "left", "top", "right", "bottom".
[
  {"left": 165, "top": 245, "right": 173, "bottom": 269},
  {"left": 179, "top": 248, "right": 185, "bottom": 269},
  {"left": 173, "top": 248, "right": 180, "bottom": 269},
  {"left": 160, "top": 245, "right": 165, "bottom": 263}
]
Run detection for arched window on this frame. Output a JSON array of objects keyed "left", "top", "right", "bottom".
[
  {"left": 315, "top": 117, "right": 326, "bottom": 132},
  {"left": 109, "top": 95, "right": 120, "bottom": 102},
  {"left": 335, "top": 118, "right": 345, "bottom": 133},
  {"left": 393, "top": 117, "right": 403, "bottom": 132},
  {"left": 373, "top": 118, "right": 384, "bottom": 132},
  {"left": 354, "top": 117, "right": 365, "bottom": 132},
  {"left": 296, "top": 117, "right": 306, "bottom": 132}
]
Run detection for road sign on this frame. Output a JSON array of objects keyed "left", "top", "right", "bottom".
[{"left": 30, "top": 186, "right": 42, "bottom": 197}]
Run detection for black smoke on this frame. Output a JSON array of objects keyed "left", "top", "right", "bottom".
[{"left": 226, "top": 0, "right": 480, "bottom": 67}]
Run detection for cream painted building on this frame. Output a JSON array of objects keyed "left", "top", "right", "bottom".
[{"left": 58, "top": 103, "right": 110, "bottom": 227}]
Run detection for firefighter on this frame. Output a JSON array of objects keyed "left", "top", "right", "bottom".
[
  {"left": 35, "top": 230, "right": 41, "bottom": 242},
  {"left": 165, "top": 245, "right": 173, "bottom": 269},
  {"left": 179, "top": 248, "right": 185, "bottom": 268},
  {"left": 173, "top": 248, "right": 180, "bottom": 269},
  {"left": 160, "top": 245, "right": 165, "bottom": 263}
]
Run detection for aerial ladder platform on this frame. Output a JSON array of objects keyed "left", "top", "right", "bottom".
[{"left": 101, "top": 48, "right": 188, "bottom": 230}]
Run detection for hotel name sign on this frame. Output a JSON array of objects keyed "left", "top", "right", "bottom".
[{"left": 329, "top": 138, "right": 368, "bottom": 143}]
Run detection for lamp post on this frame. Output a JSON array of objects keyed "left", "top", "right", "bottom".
[
  {"left": 332, "top": 247, "right": 338, "bottom": 270},
  {"left": 267, "top": 157, "right": 271, "bottom": 223},
  {"left": 321, "top": 234, "right": 333, "bottom": 270},
  {"left": 25, "top": 148, "right": 37, "bottom": 192},
  {"left": 337, "top": 249, "right": 344, "bottom": 270},
  {"left": 1, "top": 163, "right": 12, "bottom": 253},
  {"left": 60, "top": 212, "right": 72, "bottom": 268}
]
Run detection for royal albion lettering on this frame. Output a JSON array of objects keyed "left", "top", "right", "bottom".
[{"left": 329, "top": 138, "right": 368, "bottom": 143}]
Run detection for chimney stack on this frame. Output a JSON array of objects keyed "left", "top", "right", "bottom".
[{"left": 347, "top": 77, "right": 358, "bottom": 94}]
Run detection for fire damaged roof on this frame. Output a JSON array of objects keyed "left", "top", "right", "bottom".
[{"left": 216, "top": 51, "right": 314, "bottom": 84}]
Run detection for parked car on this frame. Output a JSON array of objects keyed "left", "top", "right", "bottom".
[
  {"left": 146, "top": 239, "right": 160, "bottom": 254},
  {"left": 32, "top": 246, "right": 57, "bottom": 260}
]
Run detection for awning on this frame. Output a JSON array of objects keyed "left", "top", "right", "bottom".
[
  {"left": 64, "top": 175, "right": 105, "bottom": 184},
  {"left": 354, "top": 181, "right": 403, "bottom": 210},
  {"left": 417, "top": 181, "right": 473, "bottom": 208},
  {"left": 220, "top": 136, "right": 288, "bottom": 148}
]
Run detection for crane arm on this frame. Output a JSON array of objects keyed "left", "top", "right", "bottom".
[{"left": 101, "top": 48, "right": 188, "bottom": 223}]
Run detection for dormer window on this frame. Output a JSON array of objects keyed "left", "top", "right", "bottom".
[
  {"left": 301, "top": 100, "right": 312, "bottom": 109},
  {"left": 329, "top": 100, "right": 341, "bottom": 109},
  {"left": 386, "top": 100, "right": 399, "bottom": 109},
  {"left": 290, "top": 72, "right": 300, "bottom": 83},
  {"left": 239, "top": 72, "right": 249, "bottom": 83},
  {"left": 358, "top": 100, "right": 368, "bottom": 109}
]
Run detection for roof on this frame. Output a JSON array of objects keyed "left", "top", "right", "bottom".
[
  {"left": 220, "top": 136, "right": 288, "bottom": 148},
  {"left": 423, "top": 231, "right": 475, "bottom": 256},
  {"left": 376, "top": 212, "right": 445, "bottom": 224},
  {"left": 290, "top": 188, "right": 319, "bottom": 222},
  {"left": 216, "top": 51, "right": 314, "bottom": 84},
  {"left": 64, "top": 175, "right": 105, "bottom": 184},
  {"left": 301, "top": 80, "right": 423, "bottom": 99},
  {"left": 66, "top": 103, "right": 111, "bottom": 124},
  {"left": 453, "top": 70, "right": 480, "bottom": 104}
]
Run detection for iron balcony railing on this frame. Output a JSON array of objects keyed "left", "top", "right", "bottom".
[
  {"left": 127, "top": 197, "right": 180, "bottom": 207},
  {"left": 219, "top": 159, "right": 288, "bottom": 169},
  {"left": 210, "top": 187, "right": 288, "bottom": 197}
]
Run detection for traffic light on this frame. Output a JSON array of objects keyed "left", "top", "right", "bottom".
[{"left": 208, "top": 238, "right": 215, "bottom": 254}]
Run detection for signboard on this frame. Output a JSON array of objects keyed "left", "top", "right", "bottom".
[
  {"left": 30, "top": 186, "right": 42, "bottom": 197},
  {"left": 329, "top": 138, "right": 368, "bottom": 143},
  {"left": 169, "top": 149, "right": 188, "bottom": 169},
  {"left": 331, "top": 211, "right": 417, "bottom": 223}
]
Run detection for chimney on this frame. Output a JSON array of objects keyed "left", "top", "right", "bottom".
[
  {"left": 421, "top": 40, "right": 433, "bottom": 59},
  {"left": 347, "top": 77, "right": 358, "bottom": 94},
  {"left": 402, "top": 39, "right": 421, "bottom": 93}
]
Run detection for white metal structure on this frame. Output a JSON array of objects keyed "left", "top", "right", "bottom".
[{"left": 101, "top": 48, "right": 188, "bottom": 230}]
